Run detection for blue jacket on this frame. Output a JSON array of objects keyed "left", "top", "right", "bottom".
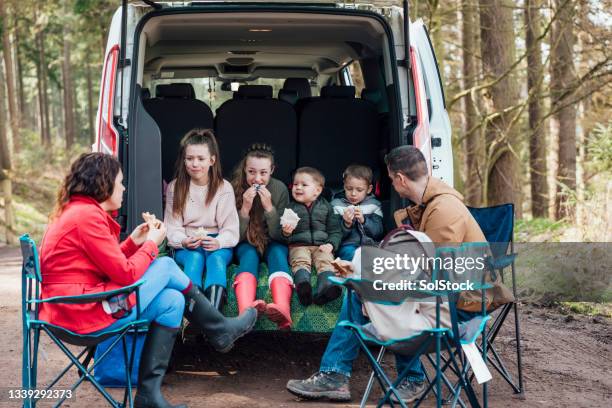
[{"left": 331, "top": 193, "right": 384, "bottom": 247}]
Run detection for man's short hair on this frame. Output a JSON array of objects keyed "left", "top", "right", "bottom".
[
  {"left": 343, "top": 164, "right": 373, "bottom": 185},
  {"left": 294, "top": 166, "right": 325, "bottom": 187},
  {"left": 384, "top": 146, "right": 428, "bottom": 181}
]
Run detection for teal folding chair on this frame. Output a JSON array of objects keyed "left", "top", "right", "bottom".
[
  {"left": 468, "top": 204, "right": 523, "bottom": 394},
  {"left": 20, "top": 234, "right": 149, "bottom": 407},
  {"left": 332, "top": 242, "right": 493, "bottom": 408}
]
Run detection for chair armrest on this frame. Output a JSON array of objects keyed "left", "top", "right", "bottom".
[{"left": 31, "top": 280, "right": 145, "bottom": 305}]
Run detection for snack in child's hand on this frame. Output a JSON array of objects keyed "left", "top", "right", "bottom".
[
  {"left": 280, "top": 208, "right": 300, "bottom": 228},
  {"left": 142, "top": 212, "right": 161, "bottom": 229},
  {"left": 194, "top": 227, "right": 209, "bottom": 239},
  {"left": 331, "top": 257, "right": 353, "bottom": 277}
]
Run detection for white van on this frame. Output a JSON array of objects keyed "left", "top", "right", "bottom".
[{"left": 94, "top": 1, "right": 452, "bottom": 237}]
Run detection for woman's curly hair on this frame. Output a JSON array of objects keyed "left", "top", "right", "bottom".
[
  {"left": 51, "top": 152, "right": 121, "bottom": 219},
  {"left": 231, "top": 143, "right": 275, "bottom": 255}
]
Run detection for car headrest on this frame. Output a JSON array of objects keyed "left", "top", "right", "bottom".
[
  {"left": 282, "top": 78, "right": 312, "bottom": 99},
  {"left": 321, "top": 85, "right": 355, "bottom": 98},
  {"left": 278, "top": 89, "right": 299, "bottom": 105},
  {"left": 361, "top": 88, "right": 382, "bottom": 105},
  {"left": 236, "top": 85, "right": 273, "bottom": 99},
  {"left": 156, "top": 83, "right": 196, "bottom": 99}
]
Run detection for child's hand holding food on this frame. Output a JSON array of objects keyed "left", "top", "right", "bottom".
[
  {"left": 342, "top": 207, "right": 355, "bottom": 227},
  {"left": 181, "top": 236, "right": 201, "bottom": 249},
  {"left": 240, "top": 186, "right": 258, "bottom": 217},
  {"left": 282, "top": 223, "right": 296, "bottom": 236},
  {"left": 200, "top": 236, "right": 220, "bottom": 251},
  {"left": 353, "top": 206, "right": 365, "bottom": 224},
  {"left": 257, "top": 185, "right": 273, "bottom": 212}
]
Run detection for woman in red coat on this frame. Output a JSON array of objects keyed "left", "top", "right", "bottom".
[{"left": 40, "top": 153, "right": 257, "bottom": 408}]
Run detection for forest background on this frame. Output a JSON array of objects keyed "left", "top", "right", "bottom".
[{"left": 0, "top": 0, "right": 610, "bottom": 310}]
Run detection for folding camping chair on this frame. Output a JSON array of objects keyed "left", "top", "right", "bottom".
[
  {"left": 20, "top": 234, "right": 149, "bottom": 407},
  {"left": 331, "top": 233, "right": 492, "bottom": 408},
  {"left": 468, "top": 204, "right": 524, "bottom": 394}
]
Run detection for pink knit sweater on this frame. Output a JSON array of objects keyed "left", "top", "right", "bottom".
[{"left": 164, "top": 179, "right": 239, "bottom": 249}]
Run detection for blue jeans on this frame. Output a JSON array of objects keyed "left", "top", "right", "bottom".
[
  {"left": 174, "top": 245, "right": 233, "bottom": 290},
  {"left": 337, "top": 244, "right": 358, "bottom": 262},
  {"left": 94, "top": 257, "right": 190, "bottom": 331},
  {"left": 320, "top": 291, "right": 425, "bottom": 382},
  {"left": 234, "top": 241, "right": 290, "bottom": 278}
]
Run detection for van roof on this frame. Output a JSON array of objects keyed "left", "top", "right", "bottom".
[{"left": 137, "top": 1, "right": 340, "bottom": 7}]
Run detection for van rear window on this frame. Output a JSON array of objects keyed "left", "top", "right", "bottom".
[{"left": 149, "top": 77, "right": 320, "bottom": 111}]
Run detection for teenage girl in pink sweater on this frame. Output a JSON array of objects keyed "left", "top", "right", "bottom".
[{"left": 164, "top": 128, "right": 239, "bottom": 311}]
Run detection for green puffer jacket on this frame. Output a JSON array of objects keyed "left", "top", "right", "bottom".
[{"left": 285, "top": 197, "right": 342, "bottom": 251}]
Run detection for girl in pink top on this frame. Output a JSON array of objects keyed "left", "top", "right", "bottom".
[{"left": 164, "top": 128, "right": 239, "bottom": 311}]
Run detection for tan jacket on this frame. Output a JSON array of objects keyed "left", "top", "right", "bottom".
[{"left": 394, "top": 177, "right": 514, "bottom": 311}]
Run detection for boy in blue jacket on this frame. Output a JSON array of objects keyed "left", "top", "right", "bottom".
[{"left": 331, "top": 165, "right": 384, "bottom": 261}]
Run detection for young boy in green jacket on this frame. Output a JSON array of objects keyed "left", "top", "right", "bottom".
[{"left": 282, "top": 167, "right": 342, "bottom": 306}]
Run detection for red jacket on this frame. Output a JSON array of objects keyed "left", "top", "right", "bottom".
[{"left": 39, "top": 195, "right": 158, "bottom": 333}]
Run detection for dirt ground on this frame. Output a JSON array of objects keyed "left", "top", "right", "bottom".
[{"left": 0, "top": 246, "right": 610, "bottom": 408}]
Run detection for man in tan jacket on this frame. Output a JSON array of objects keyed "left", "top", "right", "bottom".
[
  {"left": 287, "top": 146, "right": 513, "bottom": 403},
  {"left": 388, "top": 146, "right": 513, "bottom": 312}
]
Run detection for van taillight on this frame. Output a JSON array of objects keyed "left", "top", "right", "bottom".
[
  {"left": 98, "top": 45, "right": 119, "bottom": 156},
  {"left": 409, "top": 46, "right": 432, "bottom": 174}
]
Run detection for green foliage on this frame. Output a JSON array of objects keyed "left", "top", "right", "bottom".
[
  {"left": 13, "top": 130, "right": 87, "bottom": 226},
  {"left": 559, "top": 302, "right": 612, "bottom": 318},
  {"left": 515, "top": 242, "right": 612, "bottom": 304},
  {"left": 587, "top": 121, "right": 612, "bottom": 173},
  {"left": 515, "top": 217, "right": 569, "bottom": 242},
  {"left": 14, "top": 197, "right": 48, "bottom": 243}
]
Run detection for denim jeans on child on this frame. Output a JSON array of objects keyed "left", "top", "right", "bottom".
[
  {"left": 174, "top": 235, "right": 233, "bottom": 290},
  {"left": 319, "top": 291, "right": 425, "bottom": 382},
  {"left": 337, "top": 244, "right": 358, "bottom": 262},
  {"left": 95, "top": 257, "right": 190, "bottom": 332},
  {"left": 234, "top": 240, "right": 290, "bottom": 278}
]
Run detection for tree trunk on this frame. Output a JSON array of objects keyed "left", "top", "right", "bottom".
[
  {"left": 0, "top": 0, "right": 20, "bottom": 152},
  {"left": 525, "top": 0, "right": 549, "bottom": 217},
  {"left": 53, "top": 84, "right": 63, "bottom": 136},
  {"left": 35, "top": 48, "right": 46, "bottom": 145},
  {"left": 73, "top": 73, "right": 79, "bottom": 144},
  {"left": 479, "top": 0, "right": 522, "bottom": 217},
  {"left": 462, "top": 0, "right": 482, "bottom": 206},
  {"left": 37, "top": 29, "right": 51, "bottom": 146},
  {"left": 61, "top": 7, "right": 76, "bottom": 150},
  {"left": 13, "top": 13, "right": 26, "bottom": 127},
  {"left": 551, "top": 0, "right": 577, "bottom": 220},
  {"left": 86, "top": 50, "right": 95, "bottom": 145},
  {"left": 0, "top": 51, "right": 16, "bottom": 245},
  {"left": 426, "top": 1, "right": 444, "bottom": 84}
]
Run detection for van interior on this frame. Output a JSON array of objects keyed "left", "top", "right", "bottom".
[{"left": 128, "top": 10, "right": 413, "bottom": 232}]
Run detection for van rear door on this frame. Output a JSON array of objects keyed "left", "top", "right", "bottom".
[
  {"left": 95, "top": 2, "right": 145, "bottom": 156},
  {"left": 411, "top": 20, "right": 454, "bottom": 186},
  {"left": 96, "top": 2, "right": 154, "bottom": 236}
]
